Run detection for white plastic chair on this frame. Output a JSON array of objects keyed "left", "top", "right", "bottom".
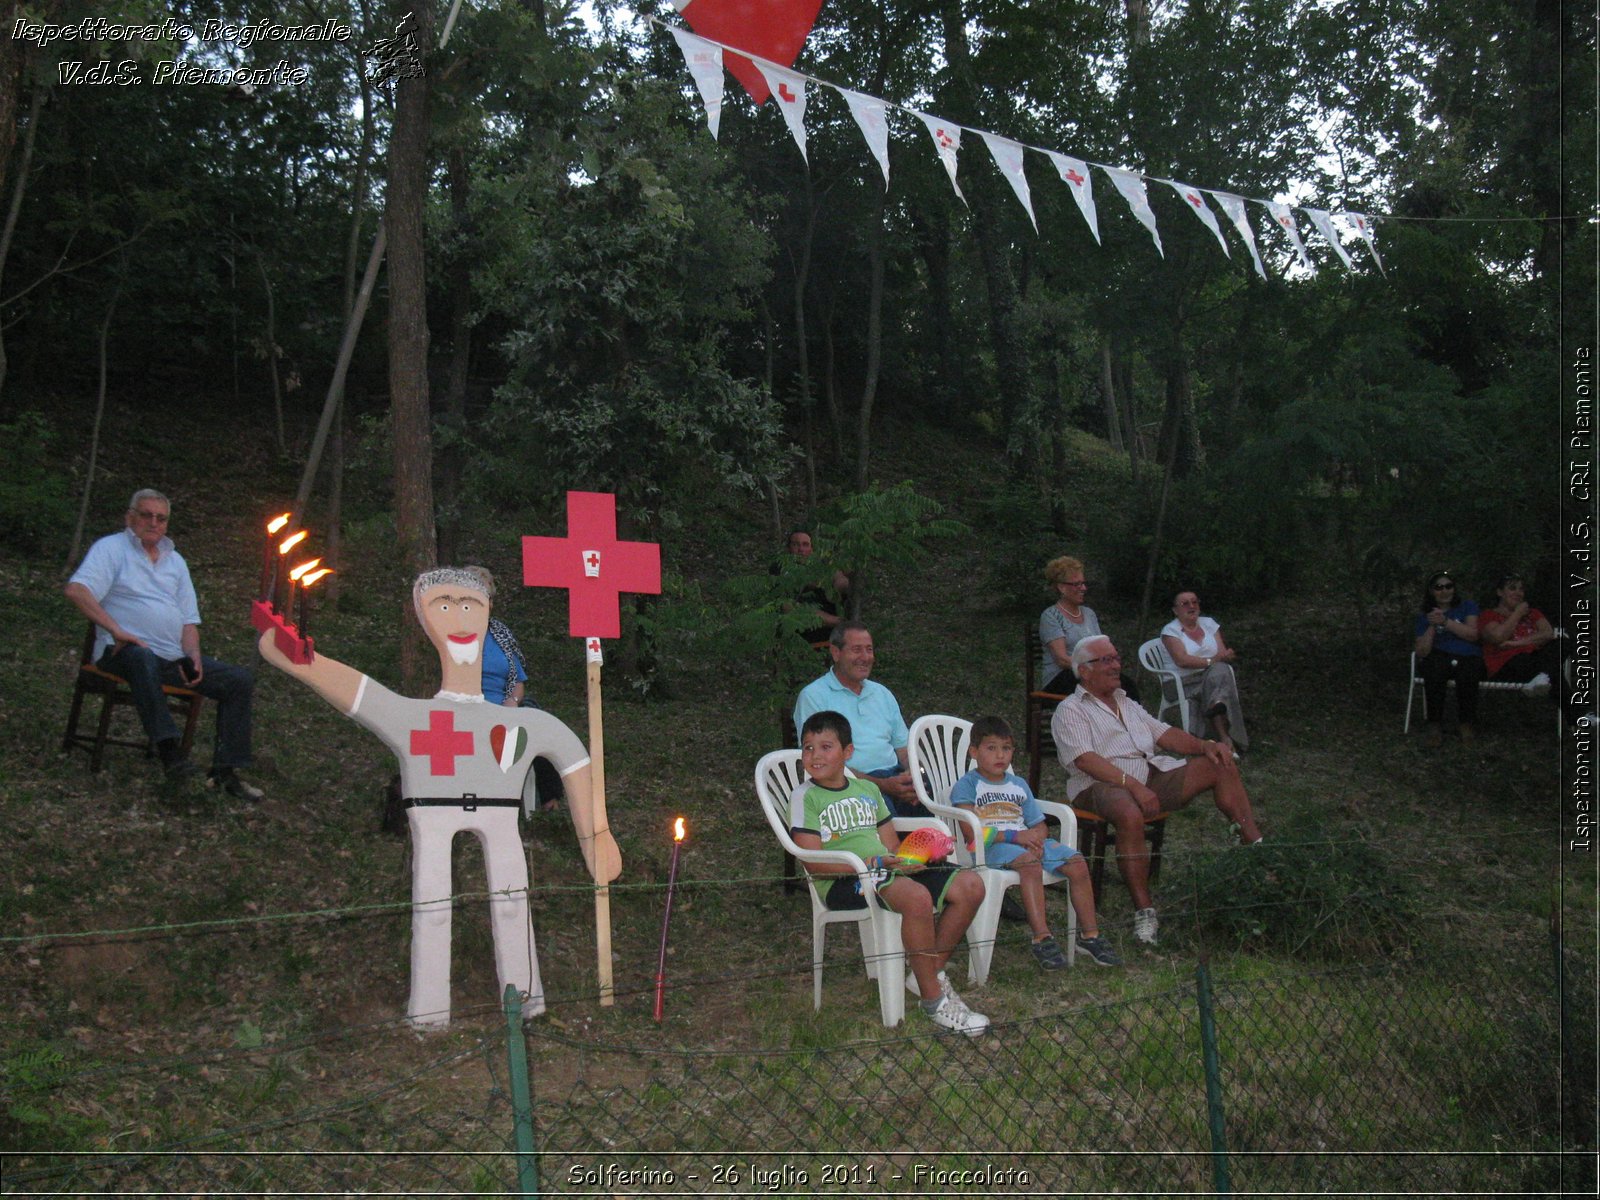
[
  {"left": 908, "top": 714, "right": 1080, "bottom": 983},
  {"left": 756, "top": 749, "right": 969, "bottom": 1027},
  {"left": 1138, "top": 637, "right": 1191, "bottom": 733},
  {"left": 1405, "top": 650, "right": 1561, "bottom": 734}
]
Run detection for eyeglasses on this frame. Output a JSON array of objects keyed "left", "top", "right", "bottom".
[
  {"left": 1432, "top": 582, "right": 1455, "bottom": 591},
  {"left": 1062, "top": 580, "right": 1088, "bottom": 589},
  {"left": 133, "top": 510, "right": 169, "bottom": 523},
  {"left": 1083, "top": 654, "right": 1121, "bottom": 667}
]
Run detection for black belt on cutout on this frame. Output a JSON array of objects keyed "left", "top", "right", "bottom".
[{"left": 406, "top": 794, "right": 520, "bottom": 812}]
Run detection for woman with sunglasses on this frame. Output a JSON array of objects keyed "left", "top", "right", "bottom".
[
  {"left": 1414, "top": 571, "right": 1483, "bottom": 745},
  {"left": 1039, "top": 556, "right": 1139, "bottom": 699}
]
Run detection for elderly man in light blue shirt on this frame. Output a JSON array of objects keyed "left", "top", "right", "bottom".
[
  {"left": 66, "top": 489, "right": 262, "bottom": 797},
  {"left": 792, "top": 621, "right": 922, "bottom": 815}
]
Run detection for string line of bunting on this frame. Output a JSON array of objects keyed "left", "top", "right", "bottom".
[{"left": 652, "top": 9, "right": 1384, "bottom": 278}]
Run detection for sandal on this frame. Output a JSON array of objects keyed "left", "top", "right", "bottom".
[{"left": 1030, "top": 935, "right": 1069, "bottom": 971}]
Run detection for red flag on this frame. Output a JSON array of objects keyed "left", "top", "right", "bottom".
[{"left": 680, "top": 0, "right": 824, "bottom": 104}]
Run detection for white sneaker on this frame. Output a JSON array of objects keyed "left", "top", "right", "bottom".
[
  {"left": 1524, "top": 672, "right": 1551, "bottom": 698},
  {"left": 926, "top": 991, "right": 989, "bottom": 1036},
  {"left": 1133, "top": 907, "right": 1160, "bottom": 945},
  {"left": 906, "top": 967, "right": 951, "bottom": 1000}
]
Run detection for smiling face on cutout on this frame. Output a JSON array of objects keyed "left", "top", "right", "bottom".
[{"left": 419, "top": 584, "right": 491, "bottom": 676}]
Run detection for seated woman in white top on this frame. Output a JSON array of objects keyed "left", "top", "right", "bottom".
[{"left": 1159, "top": 589, "right": 1249, "bottom": 754}]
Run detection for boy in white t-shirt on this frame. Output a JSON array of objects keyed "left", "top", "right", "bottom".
[{"left": 949, "top": 716, "right": 1121, "bottom": 970}]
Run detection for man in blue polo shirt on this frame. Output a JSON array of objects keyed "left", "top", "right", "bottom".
[
  {"left": 65, "top": 489, "right": 262, "bottom": 798},
  {"left": 793, "top": 621, "right": 922, "bottom": 815}
]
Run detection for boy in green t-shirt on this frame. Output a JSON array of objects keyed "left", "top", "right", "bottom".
[{"left": 789, "top": 710, "right": 990, "bottom": 1035}]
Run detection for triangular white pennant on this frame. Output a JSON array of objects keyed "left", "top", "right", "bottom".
[
  {"left": 1045, "top": 152, "right": 1100, "bottom": 244},
  {"left": 1208, "top": 191, "right": 1266, "bottom": 280},
  {"left": 669, "top": 28, "right": 724, "bottom": 140},
  {"left": 980, "top": 132, "right": 1037, "bottom": 232},
  {"left": 913, "top": 110, "right": 966, "bottom": 204},
  {"left": 755, "top": 63, "right": 808, "bottom": 162},
  {"left": 1305, "top": 207, "right": 1356, "bottom": 271},
  {"left": 838, "top": 87, "right": 890, "bottom": 186},
  {"left": 1343, "top": 211, "right": 1385, "bottom": 275},
  {"left": 1102, "top": 166, "right": 1163, "bottom": 257},
  {"left": 1165, "top": 181, "right": 1230, "bottom": 258},
  {"left": 1265, "top": 202, "right": 1314, "bottom": 272}
]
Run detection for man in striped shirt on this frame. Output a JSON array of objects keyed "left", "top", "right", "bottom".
[{"left": 1051, "top": 635, "right": 1263, "bottom": 946}]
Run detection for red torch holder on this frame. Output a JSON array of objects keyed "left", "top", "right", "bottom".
[{"left": 251, "top": 600, "right": 315, "bottom": 664}]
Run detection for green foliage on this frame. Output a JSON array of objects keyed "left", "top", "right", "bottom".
[
  {"left": 1184, "top": 823, "right": 1416, "bottom": 960},
  {"left": 0, "top": 413, "right": 74, "bottom": 555},
  {"left": 815, "top": 481, "right": 966, "bottom": 613},
  {"left": 1, "top": 1043, "right": 104, "bottom": 1151}
]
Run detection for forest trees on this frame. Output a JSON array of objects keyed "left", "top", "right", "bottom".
[{"left": 0, "top": 1, "right": 1579, "bottom": 633}]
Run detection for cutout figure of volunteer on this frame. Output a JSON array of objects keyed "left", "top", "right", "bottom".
[{"left": 258, "top": 566, "right": 620, "bottom": 1027}]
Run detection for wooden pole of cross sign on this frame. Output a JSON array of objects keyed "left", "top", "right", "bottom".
[
  {"left": 523, "top": 492, "right": 662, "bottom": 1008},
  {"left": 584, "top": 637, "right": 613, "bottom": 1004}
]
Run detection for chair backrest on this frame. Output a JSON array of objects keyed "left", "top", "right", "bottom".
[
  {"left": 1025, "top": 625, "right": 1042, "bottom": 694},
  {"left": 908, "top": 714, "right": 973, "bottom": 809},
  {"left": 755, "top": 749, "right": 809, "bottom": 855},
  {"left": 1138, "top": 637, "right": 1187, "bottom": 725}
]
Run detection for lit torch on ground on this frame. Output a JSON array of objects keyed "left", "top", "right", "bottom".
[{"left": 653, "top": 816, "right": 687, "bottom": 1022}]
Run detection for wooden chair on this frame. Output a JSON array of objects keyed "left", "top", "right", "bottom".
[
  {"left": 1024, "top": 626, "right": 1068, "bottom": 795},
  {"left": 61, "top": 624, "right": 205, "bottom": 771},
  {"left": 1070, "top": 806, "right": 1168, "bottom": 905}
]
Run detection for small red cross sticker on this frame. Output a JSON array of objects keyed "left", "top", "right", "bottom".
[
  {"left": 523, "top": 491, "right": 662, "bottom": 639},
  {"left": 936, "top": 128, "right": 955, "bottom": 149},
  {"left": 1186, "top": 192, "right": 1203, "bottom": 207},
  {"left": 778, "top": 82, "right": 796, "bottom": 103},
  {"left": 410, "top": 709, "right": 475, "bottom": 776},
  {"left": 1064, "top": 168, "right": 1085, "bottom": 186}
]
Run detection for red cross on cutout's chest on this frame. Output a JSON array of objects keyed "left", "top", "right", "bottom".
[
  {"left": 522, "top": 491, "right": 662, "bottom": 639},
  {"left": 410, "top": 708, "right": 475, "bottom": 776}
]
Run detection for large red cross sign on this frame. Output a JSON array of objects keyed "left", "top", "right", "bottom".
[{"left": 522, "top": 491, "right": 662, "bottom": 639}]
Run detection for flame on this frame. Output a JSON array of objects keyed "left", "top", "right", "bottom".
[
  {"left": 673, "top": 817, "right": 686, "bottom": 842},
  {"left": 300, "top": 568, "right": 334, "bottom": 589},
  {"left": 288, "top": 557, "right": 322, "bottom": 581},
  {"left": 266, "top": 512, "right": 291, "bottom": 535},
  {"left": 278, "top": 529, "right": 308, "bottom": 555}
]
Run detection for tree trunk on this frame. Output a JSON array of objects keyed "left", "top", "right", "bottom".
[
  {"left": 1100, "top": 341, "right": 1125, "bottom": 452},
  {"left": 66, "top": 274, "right": 122, "bottom": 570},
  {"left": 435, "top": 145, "right": 473, "bottom": 566},
  {"left": 941, "top": 0, "right": 1033, "bottom": 464},
  {"left": 854, "top": 195, "right": 886, "bottom": 493},
  {"left": 386, "top": 0, "right": 438, "bottom": 697},
  {"left": 790, "top": 169, "right": 816, "bottom": 504},
  {"left": 256, "top": 253, "right": 285, "bottom": 455},
  {"left": 0, "top": 82, "right": 42, "bottom": 401},
  {"left": 292, "top": 222, "right": 386, "bottom": 527}
]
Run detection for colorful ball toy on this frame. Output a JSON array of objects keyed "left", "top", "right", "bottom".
[{"left": 895, "top": 825, "right": 955, "bottom": 865}]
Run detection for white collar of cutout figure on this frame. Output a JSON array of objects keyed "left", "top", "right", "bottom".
[{"left": 434, "top": 689, "right": 486, "bottom": 703}]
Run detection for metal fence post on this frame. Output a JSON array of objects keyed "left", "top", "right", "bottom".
[
  {"left": 1194, "top": 956, "right": 1231, "bottom": 1195},
  {"left": 503, "top": 985, "right": 540, "bottom": 1199}
]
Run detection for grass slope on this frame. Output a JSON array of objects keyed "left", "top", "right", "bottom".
[{"left": 1, "top": 393, "right": 1591, "bottom": 1191}]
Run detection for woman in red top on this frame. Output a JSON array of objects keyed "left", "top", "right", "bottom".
[{"left": 1479, "top": 574, "right": 1574, "bottom": 722}]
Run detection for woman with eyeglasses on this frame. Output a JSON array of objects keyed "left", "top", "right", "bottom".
[
  {"left": 1160, "top": 591, "right": 1250, "bottom": 754},
  {"left": 1039, "top": 556, "right": 1140, "bottom": 700},
  {"left": 1414, "top": 571, "right": 1483, "bottom": 745}
]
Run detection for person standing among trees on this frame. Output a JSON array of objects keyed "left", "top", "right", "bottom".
[
  {"left": 65, "top": 488, "right": 264, "bottom": 798},
  {"left": 780, "top": 528, "right": 851, "bottom": 645}
]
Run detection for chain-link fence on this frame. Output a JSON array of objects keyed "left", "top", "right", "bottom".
[{"left": 6, "top": 934, "right": 1590, "bottom": 1196}]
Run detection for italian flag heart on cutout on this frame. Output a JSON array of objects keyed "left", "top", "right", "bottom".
[{"left": 489, "top": 725, "right": 528, "bottom": 773}]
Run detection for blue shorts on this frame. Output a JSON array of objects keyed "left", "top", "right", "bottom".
[
  {"left": 822, "top": 863, "right": 959, "bottom": 912},
  {"left": 984, "top": 837, "right": 1080, "bottom": 876}
]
